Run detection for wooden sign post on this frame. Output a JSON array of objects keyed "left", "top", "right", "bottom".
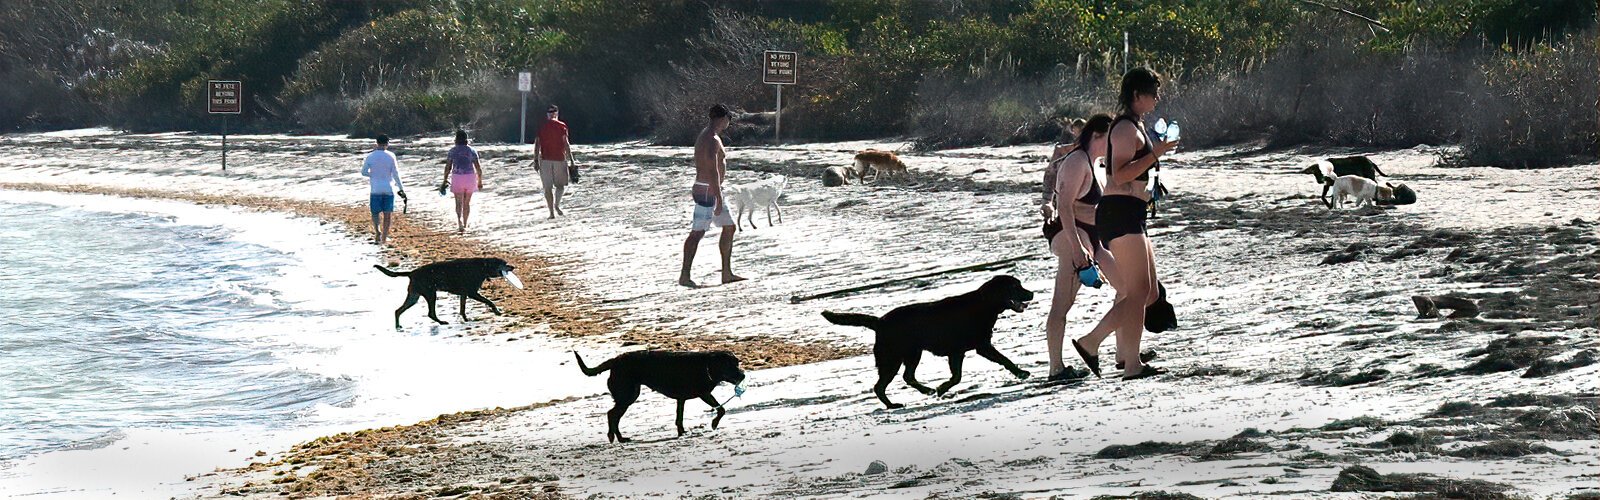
[
  {"left": 208, "top": 80, "right": 242, "bottom": 170},
  {"left": 762, "top": 50, "right": 797, "bottom": 143}
]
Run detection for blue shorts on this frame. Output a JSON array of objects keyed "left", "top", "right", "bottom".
[{"left": 370, "top": 194, "right": 395, "bottom": 214}]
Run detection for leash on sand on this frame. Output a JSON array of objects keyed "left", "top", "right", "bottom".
[
  {"left": 708, "top": 385, "right": 747, "bottom": 411},
  {"left": 789, "top": 254, "right": 1039, "bottom": 304}
]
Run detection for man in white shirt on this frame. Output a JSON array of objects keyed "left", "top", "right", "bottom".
[{"left": 360, "top": 134, "right": 406, "bottom": 245}]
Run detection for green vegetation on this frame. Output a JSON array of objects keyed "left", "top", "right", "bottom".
[{"left": 1, "top": 0, "right": 1593, "bottom": 166}]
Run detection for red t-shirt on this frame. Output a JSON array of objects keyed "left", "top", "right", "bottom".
[{"left": 537, "top": 119, "right": 569, "bottom": 161}]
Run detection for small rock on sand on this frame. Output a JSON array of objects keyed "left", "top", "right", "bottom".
[{"left": 864, "top": 460, "right": 888, "bottom": 475}]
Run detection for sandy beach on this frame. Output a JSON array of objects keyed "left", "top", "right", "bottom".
[{"left": 0, "top": 129, "right": 1594, "bottom": 499}]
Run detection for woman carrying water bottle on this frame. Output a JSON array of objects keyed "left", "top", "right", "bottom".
[{"left": 1071, "top": 67, "right": 1178, "bottom": 381}]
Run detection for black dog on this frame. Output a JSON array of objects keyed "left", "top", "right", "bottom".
[
  {"left": 1301, "top": 156, "right": 1389, "bottom": 208},
  {"left": 574, "top": 350, "right": 746, "bottom": 443},
  {"left": 823, "top": 275, "right": 1034, "bottom": 409},
  {"left": 374, "top": 257, "right": 521, "bottom": 329}
]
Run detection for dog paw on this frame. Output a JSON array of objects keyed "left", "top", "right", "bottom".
[
  {"left": 885, "top": 403, "right": 904, "bottom": 410},
  {"left": 1013, "top": 370, "right": 1031, "bottom": 380},
  {"left": 914, "top": 386, "right": 935, "bottom": 395}
]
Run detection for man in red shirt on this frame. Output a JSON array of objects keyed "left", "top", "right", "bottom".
[{"left": 532, "top": 105, "right": 575, "bottom": 219}]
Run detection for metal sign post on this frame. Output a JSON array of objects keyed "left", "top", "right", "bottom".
[
  {"left": 762, "top": 50, "right": 797, "bottom": 143},
  {"left": 208, "top": 80, "right": 242, "bottom": 170},
  {"left": 518, "top": 71, "right": 532, "bottom": 144}
]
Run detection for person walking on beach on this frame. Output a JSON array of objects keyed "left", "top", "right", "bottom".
[
  {"left": 533, "top": 104, "right": 574, "bottom": 219},
  {"left": 1072, "top": 68, "right": 1177, "bottom": 380},
  {"left": 1041, "top": 117, "right": 1089, "bottom": 219},
  {"left": 678, "top": 104, "right": 745, "bottom": 287},
  {"left": 1043, "top": 114, "right": 1116, "bottom": 382},
  {"left": 361, "top": 134, "right": 406, "bottom": 246},
  {"left": 442, "top": 129, "right": 483, "bottom": 233}
]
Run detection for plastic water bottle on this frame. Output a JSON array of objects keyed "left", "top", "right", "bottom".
[
  {"left": 1151, "top": 118, "right": 1168, "bottom": 141},
  {"left": 1166, "top": 122, "right": 1181, "bottom": 142}
]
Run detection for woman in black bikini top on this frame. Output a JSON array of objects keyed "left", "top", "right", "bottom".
[
  {"left": 1042, "top": 113, "right": 1114, "bottom": 382},
  {"left": 1071, "top": 67, "right": 1178, "bottom": 382}
]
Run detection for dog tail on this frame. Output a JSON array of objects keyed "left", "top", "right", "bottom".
[
  {"left": 821, "top": 311, "right": 880, "bottom": 330},
  {"left": 573, "top": 351, "right": 614, "bottom": 377},
  {"left": 372, "top": 265, "right": 410, "bottom": 277}
]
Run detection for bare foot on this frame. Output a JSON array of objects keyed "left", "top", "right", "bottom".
[
  {"left": 679, "top": 277, "right": 699, "bottom": 288},
  {"left": 721, "top": 274, "right": 747, "bottom": 284},
  {"left": 555, "top": 207, "right": 565, "bottom": 216}
]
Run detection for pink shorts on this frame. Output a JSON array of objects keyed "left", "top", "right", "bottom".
[{"left": 450, "top": 172, "right": 478, "bottom": 194}]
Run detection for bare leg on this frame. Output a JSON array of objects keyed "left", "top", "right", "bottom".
[
  {"left": 553, "top": 184, "right": 566, "bottom": 216},
  {"left": 453, "top": 194, "right": 466, "bottom": 232},
  {"left": 680, "top": 230, "right": 706, "bottom": 286},
  {"left": 1105, "top": 234, "right": 1155, "bottom": 376},
  {"left": 1045, "top": 256, "right": 1081, "bottom": 376},
  {"left": 719, "top": 225, "right": 744, "bottom": 283},
  {"left": 460, "top": 192, "right": 473, "bottom": 230},
  {"left": 1076, "top": 242, "right": 1125, "bottom": 354},
  {"left": 378, "top": 212, "right": 393, "bottom": 245},
  {"left": 370, "top": 211, "right": 381, "bottom": 243}
]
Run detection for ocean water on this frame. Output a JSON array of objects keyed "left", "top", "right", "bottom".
[
  {"left": 0, "top": 189, "right": 601, "bottom": 496},
  {"left": 0, "top": 197, "right": 360, "bottom": 462}
]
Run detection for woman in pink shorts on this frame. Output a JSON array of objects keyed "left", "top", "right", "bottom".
[{"left": 441, "top": 129, "right": 483, "bottom": 233}]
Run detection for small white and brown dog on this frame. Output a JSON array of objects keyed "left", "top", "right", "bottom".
[
  {"left": 852, "top": 150, "right": 909, "bottom": 183},
  {"left": 1326, "top": 175, "right": 1395, "bottom": 210}
]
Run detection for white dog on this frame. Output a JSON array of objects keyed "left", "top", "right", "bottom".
[
  {"left": 728, "top": 175, "right": 787, "bottom": 229},
  {"left": 1326, "top": 175, "right": 1393, "bottom": 210}
]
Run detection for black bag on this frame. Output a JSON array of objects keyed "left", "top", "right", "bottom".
[
  {"left": 1145, "top": 282, "right": 1178, "bottom": 333},
  {"left": 568, "top": 162, "right": 580, "bottom": 184}
]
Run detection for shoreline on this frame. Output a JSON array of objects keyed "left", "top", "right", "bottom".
[
  {"left": 0, "top": 182, "right": 856, "bottom": 498},
  {"left": 0, "top": 182, "right": 861, "bottom": 370}
]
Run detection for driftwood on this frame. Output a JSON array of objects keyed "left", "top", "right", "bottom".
[
  {"left": 789, "top": 254, "right": 1037, "bottom": 304},
  {"left": 1413, "top": 295, "right": 1481, "bottom": 319}
]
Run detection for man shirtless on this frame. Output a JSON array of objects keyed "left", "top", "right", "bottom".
[{"left": 678, "top": 104, "right": 745, "bottom": 287}]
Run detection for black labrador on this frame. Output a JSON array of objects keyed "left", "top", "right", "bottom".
[
  {"left": 574, "top": 350, "right": 746, "bottom": 443},
  {"left": 374, "top": 257, "right": 521, "bottom": 329},
  {"left": 823, "top": 275, "right": 1034, "bottom": 409}
]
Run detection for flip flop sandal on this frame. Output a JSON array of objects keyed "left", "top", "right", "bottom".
[
  {"left": 1071, "top": 339, "right": 1101, "bottom": 378},
  {"left": 1114, "top": 350, "right": 1160, "bottom": 371},
  {"left": 1120, "top": 364, "right": 1167, "bottom": 381}
]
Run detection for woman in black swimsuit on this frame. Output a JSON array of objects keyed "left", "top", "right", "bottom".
[
  {"left": 1043, "top": 114, "right": 1115, "bottom": 381},
  {"left": 1071, "top": 68, "right": 1178, "bottom": 381}
]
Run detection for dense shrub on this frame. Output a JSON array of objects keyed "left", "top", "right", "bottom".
[{"left": 0, "top": 0, "right": 1593, "bottom": 169}]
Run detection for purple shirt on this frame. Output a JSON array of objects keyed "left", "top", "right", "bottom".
[{"left": 448, "top": 145, "right": 478, "bottom": 175}]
